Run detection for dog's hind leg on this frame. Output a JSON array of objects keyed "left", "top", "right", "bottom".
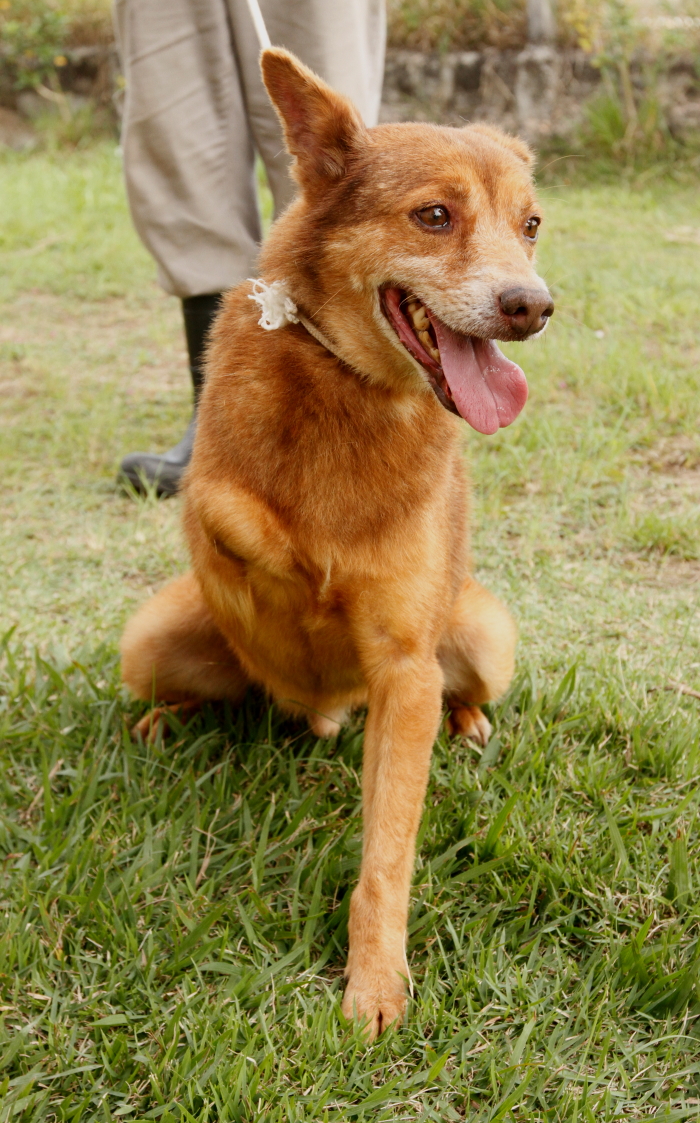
[
  {"left": 438, "top": 577, "right": 517, "bottom": 745},
  {"left": 121, "top": 572, "right": 249, "bottom": 705}
]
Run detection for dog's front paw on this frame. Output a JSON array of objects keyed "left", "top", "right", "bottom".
[
  {"left": 342, "top": 961, "right": 408, "bottom": 1040},
  {"left": 447, "top": 703, "right": 492, "bottom": 745}
]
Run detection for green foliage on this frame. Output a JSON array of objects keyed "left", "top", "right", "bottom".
[
  {"left": 0, "top": 0, "right": 112, "bottom": 94},
  {"left": 0, "top": 0, "right": 66, "bottom": 90},
  {"left": 386, "top": 0, "right": 691, "bottom": 53},
  {"left": 581, "top": 90, "right": 629, "bottom": 156},
  {"left": 579, "top": 52, "right": 677, "bottom": 166},
  {"left": 563, "top": 0, "right": 700, "bottom": 167},
  {"left": 32, "top": 96, "right": 115, "bottom": 149},
  {"left": 387, "top": 0, "right": 527, "bottom": 53}
]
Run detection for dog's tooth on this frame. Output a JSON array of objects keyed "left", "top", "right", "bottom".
[
  {"left": 418, "top": 330, "right": 432, "bottom": 349},
  {"left": 412, "top": 308, "right": 429, "bottom": 331},
  {"left": 429, "top": 346, "right": 441, "bottom": 363}
]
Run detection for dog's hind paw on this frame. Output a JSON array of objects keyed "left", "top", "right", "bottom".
[
  {"left": 447, "top": 703, "right": 492, "bottom": 746},
  {"left": 131, "top": 700, "right": 201, "bottom": 743},
  {"left": 309, "top": 712, "right": 344, "bottom": 738}
]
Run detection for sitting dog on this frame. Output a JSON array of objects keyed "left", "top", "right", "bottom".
[{"left": 121, "top": 47, "right": 553, "bottom": 1038}]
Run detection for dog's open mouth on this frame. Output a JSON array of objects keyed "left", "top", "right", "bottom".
[{"left": 381, "top": 286, "right": 528, "bottom": 435}]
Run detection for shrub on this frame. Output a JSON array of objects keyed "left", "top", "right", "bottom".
[
  {"left": 60, "top": 0, "right": 111, "bottom": 47},
  {"left": 0, "top": 0, "right": 111, "bottom": 91},
  {"left": 0, "top": 0, "right": 66, "bottom": 90},
  {"left": 387, "top": 0, "right": 528, "bottom": 52},
  {"left": 571, "top": 0, "right": 699, "bottom": 166}
]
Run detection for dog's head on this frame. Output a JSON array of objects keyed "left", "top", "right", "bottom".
[{"left": 261, "top": 49, "right": 553, "bottom": 435}]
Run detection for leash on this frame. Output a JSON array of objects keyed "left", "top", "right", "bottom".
[{"left": 244, "top": 0, "right": 271, "bottom": 50}]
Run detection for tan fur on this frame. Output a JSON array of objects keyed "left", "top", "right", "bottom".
[{"left": 120, "top": 48, "right": 549, "bottom": 1038}]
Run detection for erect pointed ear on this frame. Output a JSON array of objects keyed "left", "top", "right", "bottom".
[
  {"left": 467, "top": 124, "right": 534, "bottom": 168},
  {"left": 261, "top": 48, "right": 367, "bottom": 186}
]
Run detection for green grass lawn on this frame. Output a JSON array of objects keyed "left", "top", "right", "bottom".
[{"left": 1, "top": 141, "right": 700, "bottom": 1122}]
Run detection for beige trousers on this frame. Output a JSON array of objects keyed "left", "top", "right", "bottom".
[{"left": 113, "top": 0, "right": 385, "bottom": 297}]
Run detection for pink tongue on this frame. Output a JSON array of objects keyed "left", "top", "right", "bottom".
[{"left": 431, "top": 318, "right": 529, "bottom": 435}]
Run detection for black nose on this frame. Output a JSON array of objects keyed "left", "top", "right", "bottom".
[{"left": 499, "top": 287, "right": 554, "bottom": 337}]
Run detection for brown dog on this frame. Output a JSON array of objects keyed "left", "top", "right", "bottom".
[{"left": 121, "top": 48, "right": 553, "bottom": 1038}]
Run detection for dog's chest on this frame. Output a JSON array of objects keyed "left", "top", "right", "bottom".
[{"left": 270, "top": 404, "right": 458, "bottom": 547}]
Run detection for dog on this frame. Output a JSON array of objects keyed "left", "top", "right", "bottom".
[{"left": 120, "top": 47, "right": 553, "bottom": 1039}]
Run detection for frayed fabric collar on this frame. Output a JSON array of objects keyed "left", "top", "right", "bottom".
[{"left": 247, "top": 278, "right": 349, "bottom": 367}]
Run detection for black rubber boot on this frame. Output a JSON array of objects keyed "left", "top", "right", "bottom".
[{"left": 118, "top": 292, "right": 223, "bottom": 498}]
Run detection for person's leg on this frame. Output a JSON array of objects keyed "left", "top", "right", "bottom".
[
  {"left": 113, "top": 0, "right": 261, "bottom": 494},
  {"left": 119, "top": 292, "right": 222, "bottom": 496},
  {"left": 113, "top": 0, "right": 261, "bottom": 296},
  {"left": 226, "top": 0, "right": 386, "bottom": 216}
]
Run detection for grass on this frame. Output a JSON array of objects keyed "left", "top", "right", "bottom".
[{"left": 1, "top": 141, "right": 700, "bottom": 1120}]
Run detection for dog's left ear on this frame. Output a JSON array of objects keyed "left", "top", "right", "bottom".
[
  {"left": 261, "top": 48, "right": 367, "bottom": 187},
  {"left": 467, "top": 124, "right": 534, "bottom": 169}
]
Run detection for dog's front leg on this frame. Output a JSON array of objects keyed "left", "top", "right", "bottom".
[{"left": 342, "top": 648, "right": 443, "bottom": 1038}]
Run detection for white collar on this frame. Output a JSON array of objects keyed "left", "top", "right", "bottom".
[{"left": 247, "top": 278, "right": 350, "bottom": 367}]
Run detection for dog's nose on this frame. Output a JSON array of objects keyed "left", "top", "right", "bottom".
[{"left": 499, "top": 287, "right": 554, "bottom": 337}]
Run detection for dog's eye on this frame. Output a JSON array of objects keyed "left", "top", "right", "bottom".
[
  {"left": 524, "top": 216, "right": 540, "bottom": 241},
  {"left": 416, "top": 205, "right": 450, "bottom": 229}
]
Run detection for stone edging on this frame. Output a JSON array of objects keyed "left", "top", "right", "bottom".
[
  {"left": 2, "top": 43, "right": 700, "bottom": 147},
  {"left": 381, "top": 47, "right": 700, "bottom": 141}
]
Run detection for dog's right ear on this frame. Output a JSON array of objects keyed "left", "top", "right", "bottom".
[{"left": 261, "top": 48, "right": 367, "bottom": 188}]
